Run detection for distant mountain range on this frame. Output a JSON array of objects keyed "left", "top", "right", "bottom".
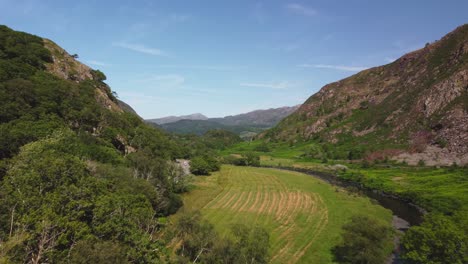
[
  {"left": 146, "top": 105, "right": 300, "bottom": 138},
  {"left": 263, "top": 24, "right": 468, "bottom": 165},
  {"left": 147, "top": 113, "right": 208, "bottom": 124}
]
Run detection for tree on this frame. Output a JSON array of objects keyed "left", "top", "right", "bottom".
[
  {"left": 332, "top": 215, "right": 394, "bottom": 264},
  {"left": 69, "top": 240, "right": 129, "bottom": 264},
  {"left": 190, "top": 156, "right": 211, "bottom": 175},
  {"left": 401, "top": 214, "right": 467, "bottom": 264},
  {"left": 174, "top": 212, "right": 270, "bottom": 263},
  {"left": 244, "top": 152, "right": 260, "bottom": 166},
  {"left": 91, "top": 69, "right": 106, "bottom": 82}
]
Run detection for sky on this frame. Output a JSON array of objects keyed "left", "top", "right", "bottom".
[{"left": 1, "top": 0, "right": 467, "bottom": 118}]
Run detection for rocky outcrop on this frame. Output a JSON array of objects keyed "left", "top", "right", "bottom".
[
  {"left": 43, "top": 39, "right": 124, "bottom": 114},
  {"left": 43, "top": 39, "right": 94, "bottom": 82}
]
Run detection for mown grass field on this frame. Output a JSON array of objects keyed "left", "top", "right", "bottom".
[
  {"left": 175, "top": 165, "right": 392, "bottom": 263},
  {"left": 223, "top": 140, "right": 468, "bottom": 214}
]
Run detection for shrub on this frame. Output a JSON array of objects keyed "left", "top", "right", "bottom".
[
  {"left": 190, "top": 156, "right": 211, "bottom": 175},
  {"left": 91, "top": 69, "right": 107, "bottom": 82}
]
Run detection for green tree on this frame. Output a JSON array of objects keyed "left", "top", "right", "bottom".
[
  {"left": 402, "top": 213, "right": 467, "bottom": 264},
  {"left": 332, "top": 215, "right": 394, "bottom": 264},
  {"left": 243, "top": 152, "right": 260, "bottom": 166},
  {"left": 190, "top": 156, "right": 211, "bottom": 175},
  {"left": 69, "top": 240, "right": 129, "bottom": 264},
  {"left": 91, "top": 69, "right": 106, "bottom": 82}
]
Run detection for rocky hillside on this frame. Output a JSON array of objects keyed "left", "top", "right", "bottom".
[
  {"left": 264, "top": 24, "right": 468, "bottom": 165},
  {"left": 212, "top": 105, "right": 300, "bottom": 126},
  {"left": 43, "top": 39, "right": 126, "bottom": 113}
]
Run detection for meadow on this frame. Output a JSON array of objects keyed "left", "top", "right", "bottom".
[
  {"left": 174, "top": 165, "right": 392, "bottom": 263},
  {"left": 223, "top": 140, "right": 468, "bottom": 214}
]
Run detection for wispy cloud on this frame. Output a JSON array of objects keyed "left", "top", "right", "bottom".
[
  {"left": 155, "top": 65, "right": 234, "bottom": 71},
  {"left": 299, "top": 64, "right": 368, "bottom": 72},
  {"left": 286, "top": 3, "right": 317, "bottom": 16},
  {"left": 240, "top": 81, "right": 291, "bottom": 89},
  {"left": 86, "top": 60, "right": 110, "bottom": 67},
  {"left": 112, "top": 42, "right": 168, "bottom": 56}
]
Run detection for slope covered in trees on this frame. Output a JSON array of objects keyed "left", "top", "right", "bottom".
[{"left": 0, "top": 25, "right": 189, "bottom": 262}]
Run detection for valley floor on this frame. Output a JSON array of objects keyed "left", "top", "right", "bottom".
[{"left": 174, "top": 165, "right": 392, "bottom": 263}]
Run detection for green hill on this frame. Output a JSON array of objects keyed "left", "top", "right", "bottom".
[{"left": 0, "top": 25, "right": 185, "bottom": 262}]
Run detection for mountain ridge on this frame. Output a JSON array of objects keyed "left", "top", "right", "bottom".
[
  {"left": 147, "top": 113, "right": 208, "bottom": 125},
  {"left": 149, "top": 105, "right": 300, "bottom": 137},
  {"left": 262, "top": 24, "right": 468, "bottom": 165}
]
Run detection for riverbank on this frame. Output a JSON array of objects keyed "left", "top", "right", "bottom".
[{"left": 174, "top": 165, "right": 393, "bottom": 263}]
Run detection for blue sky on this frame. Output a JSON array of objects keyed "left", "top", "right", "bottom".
[{"left": 1, "top": 0, "right": 467, "bottom": 118}]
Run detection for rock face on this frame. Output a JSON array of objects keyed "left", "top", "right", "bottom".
[
  {"left": 42, "top": 38, "right": 142, "bottom": 154},
  {"left": 264, "top": 24, "right": 468, "bottom": 165},
  {"left": 43, "top": 39, "right": 127, "bottom": 114}
]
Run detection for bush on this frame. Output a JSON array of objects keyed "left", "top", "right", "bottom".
[
  {"left": 91, "top": 69, "right": 107, "bottom": 82},
  {"left": 244, "top": 152, "right": 260, "bottom": 166},
  {"left": 190, "top": 156, "right": 220, "bottom": 175}
]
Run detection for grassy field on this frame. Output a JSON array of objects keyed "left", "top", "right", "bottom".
[
  {"left": 175, "top": 165, "right": 392, "bottom": 264},
  {"left": 223, "top": 140, "right": 468, "bottom": 215}
]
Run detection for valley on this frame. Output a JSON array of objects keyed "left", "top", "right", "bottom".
[
  {"left": 0, "top": 4, "right": 467, "bottom": 263},
  {"left": 174, "top": 165, "right": 392, "bottom": 264}
]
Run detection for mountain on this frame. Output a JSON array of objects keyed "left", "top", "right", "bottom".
[
  {"left": 263, "top": 25, "right": 468, "bottom": 165},
  {"left": 212, "top": 105, "right": 300, "bottom": 126},
  {"left": 117, "top": 99, "right": 140, "bottom": 117},
  {"left": 147, "top": 113, "right": 208, "bottom": 124},
  {"left": 151, "top": 105, "right": 300, "bottom": 137}
]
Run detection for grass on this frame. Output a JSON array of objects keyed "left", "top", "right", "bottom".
[
  {"left": 338, "top": 166, "right": 468, "bottom": 213},
  {"left": 224, "top": 140, "right": 468, "bottom": 215},
  {"left": 174, "top": 165, "right": 392, "bottom": 264}
]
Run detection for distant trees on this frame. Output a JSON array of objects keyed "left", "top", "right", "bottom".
[
  {"left": 224, "top": 152, "right": 260, "bottom": 167},
  {"left": 244, "top": 152, "right": 261, "bottom": 166},
  {"left": 332, "top": 215, "right": 394, "bottom": 264},
  {"left": 190, "top": 155, "right": 221, "bottom": 175}
]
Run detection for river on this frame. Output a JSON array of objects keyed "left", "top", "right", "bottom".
[{"left": 261, "top": 165, "right": 426, "bottom": 264}]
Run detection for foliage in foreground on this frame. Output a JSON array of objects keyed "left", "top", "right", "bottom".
[
  {"left": 401, "top": 213, "right": 467, "bottom": 264},
  {"left": 172, "top": 212, "right": 270, "bottom": 264}
]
